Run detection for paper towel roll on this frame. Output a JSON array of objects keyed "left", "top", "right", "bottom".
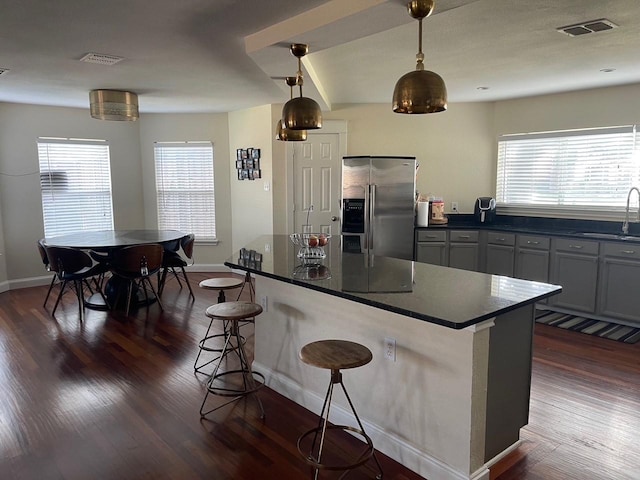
[{"left": 416, "top": 202, "right": 429, "bottom": 227}]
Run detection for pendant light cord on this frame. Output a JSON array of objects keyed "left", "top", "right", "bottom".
[{"left": 416, "top": 17, "right": 425, "bottom": 71}]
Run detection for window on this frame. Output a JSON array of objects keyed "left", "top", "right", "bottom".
[
  {"left": 154, "top": 142, "right": 216, "bottom": 241},
  {"left": 38, "top": 138, "right": 114, "bottom": 237},
  {"left": 496, "top": 126, "right": 640, "bottom": 217}
]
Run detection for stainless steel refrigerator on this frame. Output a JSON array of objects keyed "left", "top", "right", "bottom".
[{"left": 341, "top": 155, "right": 417, "bottom": 260}]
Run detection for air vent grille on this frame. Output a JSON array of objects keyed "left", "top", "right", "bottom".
[
  {"left": 0, "top": 68, "right": 10, "bottom": 76},
  {"left": 79, "top": 53, "right": 124, "bottom": 66},
  {"left": 557, "top": 18, "right": 618, "bottom": 37}
]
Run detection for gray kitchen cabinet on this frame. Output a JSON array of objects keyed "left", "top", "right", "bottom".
[
  {"left": 597, "top": 242, "right": 640, "bottom": 326},
  {"left": 415, "top": 230, "right": 447, "bottom": 266},
  {"left": 515, "top": 234, "right": 550, "bottom": 282},
  {"left": 449, "top": 230, "right": 479, "bottom": 271},
  {"left": 549, "top": 238, "right": 599, "bottom": 314},
  {"left": 485, "top": 232, "right": 515, "bottom": 276}
]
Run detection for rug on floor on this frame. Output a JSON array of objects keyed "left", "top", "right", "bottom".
[{"left": 535, "top": 310, "right": 640, "bottom": 344}]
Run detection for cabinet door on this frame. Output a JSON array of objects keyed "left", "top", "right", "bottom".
[
  {"left": 598, "top": 257, "right": 640, "bottom": 325},
  {"left": 516, "top": 248, "right": 549, "bottom": 282},
  {"left": 486, "top": 244, "right": 515, "bottom": 276},
  {"left": 449, "top": 243, "right": 479, "bottom": 271},
  {"left": 415, "top": 243, "right": 447, "bottom": 266},
  {"left": 549, "top": 251, "right": 598, "bottom": 313}
]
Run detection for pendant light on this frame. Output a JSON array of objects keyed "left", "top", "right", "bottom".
[
  {"left": 89, "top": 89, "right": 139, "bottom": 121},
  {"left": 281, "top": 44, "right": 322, "bottom": 130},
  {"left": 276, "top": 77, "right": 308, "bottom": 141},
  {"left": 392, "top": 0, "right": 447, "bottom": 114}
]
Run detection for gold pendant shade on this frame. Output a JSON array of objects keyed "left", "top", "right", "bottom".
[
  {"left": 392, "top": 0, "right": 447, "bottom": 114},
  {"left": 276, "top": 76, "right": 308, "bottom": 141},
  {"left": 90, "top": 89, "right": 139, "bottom": 121},
  {"left": 281, "top": 44, "right": 322, "bottom": 130}
]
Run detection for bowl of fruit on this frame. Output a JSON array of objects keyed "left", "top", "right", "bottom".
[{"left": 289, "top": 233, "right": 331, "bottom": 259}]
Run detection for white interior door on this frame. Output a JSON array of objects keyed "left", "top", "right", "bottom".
[{"left": 292, "top": 132, "right": 341, "bottom": 235}]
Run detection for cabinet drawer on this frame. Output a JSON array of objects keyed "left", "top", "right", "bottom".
[
  {"left": 416, "top": 230, "right": 447, "bottom": 242},
  {"left": 487, "top": 232, "right": 515, "bottom": 246},
  {"left": 450, "top": 230, "right": 478, "bottom": 243},
  {"left": 554, "top": 238, "right": 599, "bottom": 255},
  {"left": 517, "top": 235, "right": 550, "bottom": 250},
  {"left": 602, "top": 241, "right": 640, "bottom": 260}
]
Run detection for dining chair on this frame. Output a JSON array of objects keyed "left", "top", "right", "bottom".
[
  {"left": 110, "top": 244, "right": 164, "bottom": 315},
  {"left": 45, "top": 246, "right": 109, "bottom": 321},
  {"left": 37, "top": 239, "right": 58, "bottom": 307},
  {"left": 158, "top": 233, "right": 195, "bottom": 300}
]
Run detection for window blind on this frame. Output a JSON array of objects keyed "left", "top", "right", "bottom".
[
  {"left": 38, "top": 138, "right": 114, "bottom": 237},
  {"left": 154, "top": 142, "right": 216, "bottom": 241},
  {"left": 497, "top": 126, "right": 640, "bottom": 213}
]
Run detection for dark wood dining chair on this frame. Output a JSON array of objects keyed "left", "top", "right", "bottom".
[
  {"left": 110, "top": 244, "right": 164, "bottom": 315},
  {"left": 45, "top": 246, "right": 109, "bottom": 321},
  {"left": 158, "top": 233, "right": 195, "bottom": 300},
  {"left": 37, "top": 239, "right": 58, "bottom": 307}
]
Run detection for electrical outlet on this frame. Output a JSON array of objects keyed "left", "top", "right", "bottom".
[
  {"left": 260, "top": 295, "right": 268, "bottom": 312},
  {"left": 451, "top": 201, "right": 459, "bottom": 213},
  {"left": 384, "top": 337, "right": 396, "bottom": 361}
]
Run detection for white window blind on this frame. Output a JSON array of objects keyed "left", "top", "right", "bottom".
[
  {"left": 496, "top": 126, "right": 640, "bottom": 214},
  {"left": 154, "top": 142, "right": 216, "bottom": 241},
  {"left": 38, "top": 138, "right": 114, "bottom": 237}
]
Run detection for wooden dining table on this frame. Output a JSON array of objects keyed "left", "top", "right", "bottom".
[{"left": 43, "top": 229, "right": 187, "bottom": 311}]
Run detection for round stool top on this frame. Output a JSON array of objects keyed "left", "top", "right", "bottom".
[
  {"left": 199, "top": 277, "right": 244, "bottom": 290},
  {"left": 300, "top": 340, "right": 372, "bottom": 370},
  {"left": 205, "top": 301, "right": 262, "bottom": 321}
]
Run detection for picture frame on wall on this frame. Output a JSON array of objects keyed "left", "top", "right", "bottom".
[
  {"left": 251, "top": 148, "right": 261, "bottom": 159},
  {"left": 235, "top": 160, "right": 243, "bottom": 169},
  {"left": 253, "top": 159, "right": 260, "bottom": 170},
  {"left": 241, "top": 149, "right": 248, "bottom": 159},
  {"left": 246, "top": 159, "right": 254, "bottom": 169},
  {"left": 254, "top": 169, "right": 261, "bottom": 179},
  {"left": 241, "top": 169, "right": 249, "bottom": 180},
  {"left": 237, "top": 169, "right": 244, "bottom": 180},
  {"left": 236, "top": 149, "right": 243, "bottom": 161}
]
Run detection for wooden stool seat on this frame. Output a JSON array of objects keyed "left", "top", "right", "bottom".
[
  {"left": 199, "top": 277, "right": 245, "bottom": 290},
  {"left": 300, "top": 339, "right": 373, "bottom": 371},
  {"left": 297, "top": 339, "right": 382, "bottom": 479},
  {"left": 199, "top": 301, "right": 265, "bottom": 419}
]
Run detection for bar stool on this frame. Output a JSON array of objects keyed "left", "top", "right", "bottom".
[
  {"left": 297, "top": 339, "right": 383, "bottom": 479},
  {"left": 193, "top": 277, "right": 245, "bottom": 375},
  {"left": 199, "top": 301, "right": 265, "bottom": 418}
]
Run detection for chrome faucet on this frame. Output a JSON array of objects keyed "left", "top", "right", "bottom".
[{"left": 622, "top": 187, "right": 640, "bottom": 234}]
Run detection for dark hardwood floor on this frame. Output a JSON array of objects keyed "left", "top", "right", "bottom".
[{"left": 0, "top": 272, "right": 638, "bottom": 479}]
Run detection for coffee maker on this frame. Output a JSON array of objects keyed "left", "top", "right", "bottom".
[{"left": 474, "top": 197, "right": 496, "bottom": 224}]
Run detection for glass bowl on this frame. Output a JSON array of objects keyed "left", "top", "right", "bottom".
[{"left": 292, "top": 263, "right": 331, "bottom": 281}]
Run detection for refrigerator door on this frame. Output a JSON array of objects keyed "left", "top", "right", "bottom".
[
  {"left": 342, "top": 157, "right": 371, "bottom": 252},
  {"left": 370, "top": 157, "right": 416, "bottom": 260}
]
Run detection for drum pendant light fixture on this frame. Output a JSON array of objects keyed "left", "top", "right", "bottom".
[
  {"left": 281, "top": 44, "right": 322, "bottom": 130},
  {"left": 392, "top": 0, "right": 447, "bottom": 114},
  {"left": 90, "top": 89, "right": 139, "bottom": 121},
  {"left": 276, "top": 77, "right": 308, "bottom": 141}
]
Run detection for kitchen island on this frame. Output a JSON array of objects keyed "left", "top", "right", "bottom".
[{"left": 225, "top": 235, "right": 561, "bottom": 480}]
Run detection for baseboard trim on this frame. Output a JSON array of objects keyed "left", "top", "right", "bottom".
[{"left": 254, "top": 361, "right": 487, "bottom": 480}]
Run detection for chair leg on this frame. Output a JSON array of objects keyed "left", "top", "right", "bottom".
[
  {"left": 52, "top": 280, "right": 68, "bottom": 315},
  {"left": 44, "top": 274, "right": 57, "bottom": 307},
  {"left": 125, "top": 281, "right": 133, "bottom": 316},
  {"left": 144, "top": 277, "right": 164, "bottom": 311},
  {"left": 180, "top": 266, "right": 195, "bottom": 300},
  {"left": 74, "top": 279, "right": 85, "bottom": 322},
  {"left": 158, "top": 267, "right": 168, "bottom": 296}
]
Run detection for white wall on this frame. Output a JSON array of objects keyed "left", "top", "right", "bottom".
[
  {"left": 228, "top": 105, "right": 274, "bottom": 252},
  {"left": 323, "top": 103, "right": 496, "bottom": 214},
  {"left": 0, "top": 102, "right": 143, "bottom": 283},
  {"left": 138, "top": 113, "right": 233, "bottom": 267}
]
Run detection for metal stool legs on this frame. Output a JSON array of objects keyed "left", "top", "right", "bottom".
[
  {"left": 199, "top": 318, "right": 265, "bottom": 418},
  {"left": 297, "top": 369, "right": 383, "bottom": 479}
]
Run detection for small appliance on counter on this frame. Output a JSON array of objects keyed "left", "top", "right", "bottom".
[{"left": 474, "top": 197, "right": 496, "bottom": 224}]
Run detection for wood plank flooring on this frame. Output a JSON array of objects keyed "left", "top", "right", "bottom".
[{"left": 0, "top": 272, "right": 638, "bottom": 479}]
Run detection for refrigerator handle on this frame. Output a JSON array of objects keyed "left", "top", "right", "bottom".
[{"left": 369, "top": 183, "right": 376, "bottom": 251}]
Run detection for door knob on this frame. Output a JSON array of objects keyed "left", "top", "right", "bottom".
[{"left": 331, "top": 216, "right": 338, "bottom": 221}]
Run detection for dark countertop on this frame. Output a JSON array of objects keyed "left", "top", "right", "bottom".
[{"left": 224, "top": 235, "right": 561, "bottom": 330}]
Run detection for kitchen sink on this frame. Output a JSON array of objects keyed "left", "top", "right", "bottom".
[{"left": 576, "top": 232, "right": 640, "bottom": 241}]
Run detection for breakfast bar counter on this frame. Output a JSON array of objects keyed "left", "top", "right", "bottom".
[{"left": 225, "top": 235, "right": 561, "bottom": 480}]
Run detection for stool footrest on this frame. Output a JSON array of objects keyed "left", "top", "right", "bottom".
[
  {"left": 297, "top": 424, "right": 375, "bottom": 472},
  {"left": 206, "top": 370, "right": 265, "bottom": 397}
]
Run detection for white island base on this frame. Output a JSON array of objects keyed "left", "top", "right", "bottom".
[{"left": 252, "top": 276, "right": 535, "bottom": 480}]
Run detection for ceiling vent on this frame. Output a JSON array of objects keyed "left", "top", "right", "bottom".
[
  {"left": 79, "top": 53, "right": 124, "bottom": 66},
  {"left": 557, "top": 19, "right": 618, "bottom": 37},
  {"left": 0, "top": 68, "right": 10, "bottom": 76}
]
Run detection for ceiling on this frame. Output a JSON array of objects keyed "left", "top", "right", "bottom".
[{"left": 1, "top": 0, "right": 639, "bottom": 114}]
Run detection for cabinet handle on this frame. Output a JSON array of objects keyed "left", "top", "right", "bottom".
[
  {"left": 621, "top": 250, "right": 636, "bottom": 255},
  {"left": 425, "top": 235, "right": 437, "bottom": 239},
  {"left": 458, "top": 235, "right": 470, "bottom": 239},
  {"left": 496, "top": 238, "right": 506, "bottom": 242},
  {"left": 527, "top": 241, "right": 540, "bottom": 245},
  {"left": 569, "top": 245, "right": 583, "bottom": 249}
]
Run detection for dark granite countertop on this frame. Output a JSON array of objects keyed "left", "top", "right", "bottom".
[
  {"left": 224, "top": 235, "right": 561, "bottom": 330},
  {"left": 416, "top": 214, "right": 640, "bottom": 243}
]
